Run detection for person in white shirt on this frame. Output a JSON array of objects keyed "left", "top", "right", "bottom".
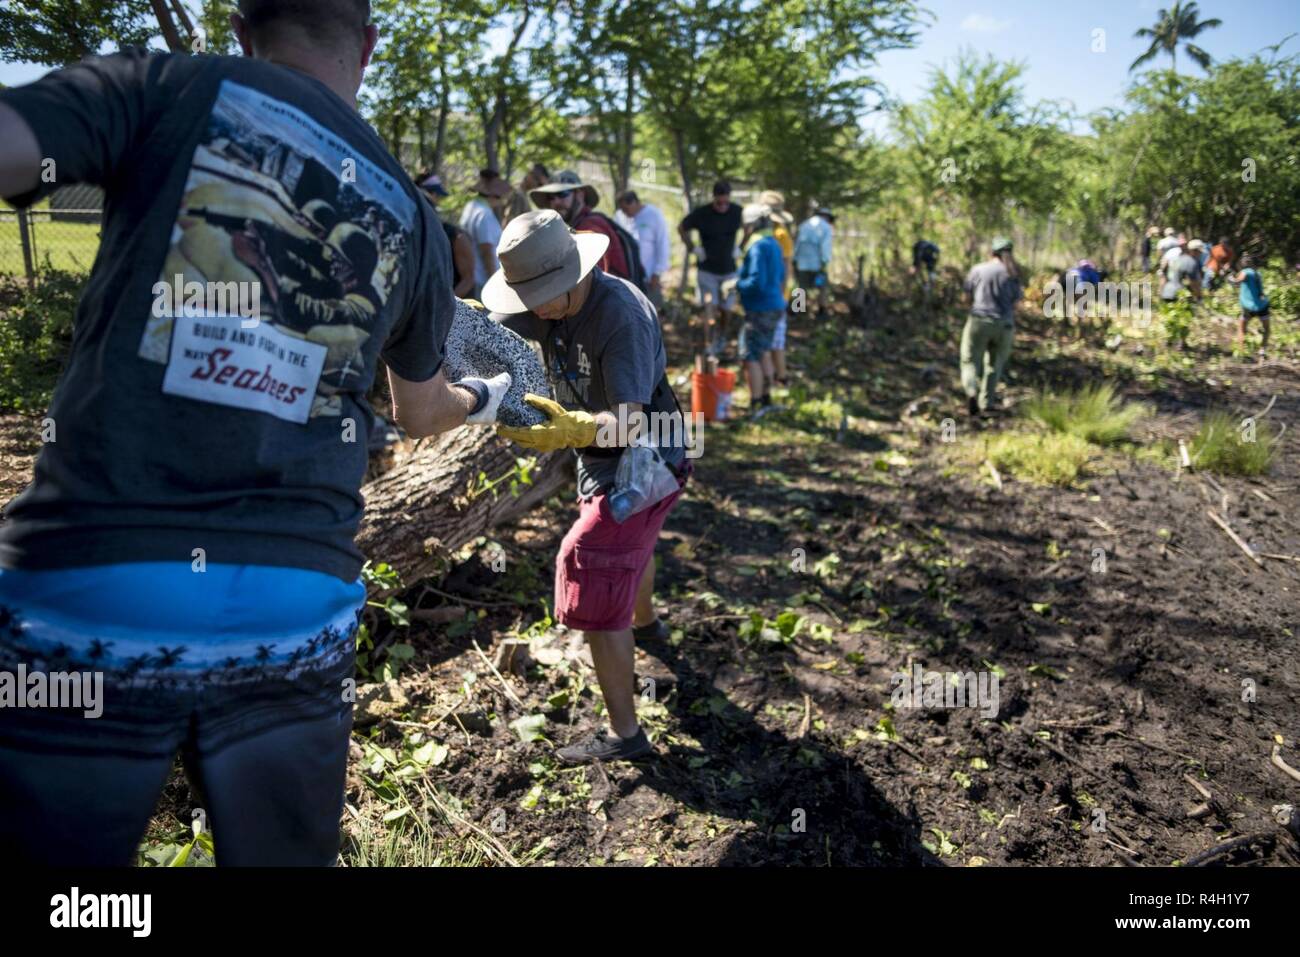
[
  {"left": 615, "top": 190, "right": 671, "bottom": 311},
  {"left": 1159, "top": 232, "right": 1187, "bottom": 272},
  {"left": 459, "top": 169, "right": 510, "bottom": 298},
  {"left": 1155, "top": 227, "right": 1179, "bottom": 257}
]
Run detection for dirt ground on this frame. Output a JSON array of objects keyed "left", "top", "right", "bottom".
[
  {"left": 4, "top": 291, "right": 1298, "bottom": 867},
  {"left": 333, "top": 296, "right": 1300, "bottom": 867}
]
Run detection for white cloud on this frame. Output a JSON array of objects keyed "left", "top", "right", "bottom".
[{"left": 960, "top": 13, "right": 1014, "bottom": 34}]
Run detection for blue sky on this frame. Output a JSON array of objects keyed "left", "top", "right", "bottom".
[
  {"left": 3, "top": 0, "right": 1296, "bottom": 120},
  {"left": 864, "top": 0, "right": 1298, "bottom": 124}
]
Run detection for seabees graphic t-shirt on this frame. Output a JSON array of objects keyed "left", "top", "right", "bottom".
[{"left": 0, "top": 50, "right": 454, "bottom": 582}]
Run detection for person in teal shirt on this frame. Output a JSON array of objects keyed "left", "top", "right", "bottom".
[{"left": 1229, "top": 255, "right": 1271, "bottom": 354}]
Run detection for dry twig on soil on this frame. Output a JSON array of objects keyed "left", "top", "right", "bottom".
[{"left": 1206, "top": 510, "right": 1263, "bottom": 568}]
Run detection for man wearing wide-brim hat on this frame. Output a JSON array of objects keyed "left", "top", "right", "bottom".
[
  {"left": 527, "top": 169, "right": 632, "bottom": 282},
  {"left": 482, "top": 210, "right": 690, "bottom": 765}
]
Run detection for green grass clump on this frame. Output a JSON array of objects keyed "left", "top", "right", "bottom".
[
  {"left": 986, "top": 431, "right": 1095, "bottom": 486},
  {"left": 1023, "top": 383, "right": 1146, "bottom": 446},
  {"left": 1190, "top": 411, "right": 1276, "bottom": 476}
]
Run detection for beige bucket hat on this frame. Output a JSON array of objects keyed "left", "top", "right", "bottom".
[
  {"left": 758, "top": 190, "right": 794, "bottom": 225},
  {"left": 479, "top": 210, "right": 610, "bottom": 314}
]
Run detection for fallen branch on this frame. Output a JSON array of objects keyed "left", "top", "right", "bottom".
[
  {"left": 1092, "top": 517, "right": 1117, "bottom": 536},
  {"left": 1206, "top": 510, "right": 1263, "bottom": 568},
  {"left": 1116, "top": 731, "right": 1199, "bottom": 763},
  {"left": 1183, "top": 832, "right": 1275, "bottom": 867},
  {"left": 1182, "top": 772, "right": 1212, "bottom": 802},
  {"left": 419, "top": 782, "right": 520, "bottom": 867},
  {"left": 1271, "top": 744, "right": 1300, "bottom": 784},
  {"left": 470, "top": 639, "right": 524, "bottom": 709}
]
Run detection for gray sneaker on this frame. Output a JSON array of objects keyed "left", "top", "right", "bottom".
[{"left": 556, "top": 728, "right": 653, "bottom": 765}]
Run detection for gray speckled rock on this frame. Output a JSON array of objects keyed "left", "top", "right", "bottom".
[{"left": 442, "top": 298, "right": 550, "bottom": 427}]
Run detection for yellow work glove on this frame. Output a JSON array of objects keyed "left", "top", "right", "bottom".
[{"left": 496, "top": 394, "right": 597, "bottom": 452}]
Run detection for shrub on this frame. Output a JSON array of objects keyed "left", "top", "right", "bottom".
[
  {"left": 1023, "top": 383, "right": 1147, "bottom": 446},
  {"left": 986, "top": 431, "right": 1095, "bottom": 486},
  {"left": 1190, "top": 410, "right": 1276, "bottom": 476},
  {"left": 0, "top": 269, "right": 82, "bottom": 411}
]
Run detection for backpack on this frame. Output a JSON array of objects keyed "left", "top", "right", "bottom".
[{"left": 583, "top": 210, "right": 648, "bottom": 292}]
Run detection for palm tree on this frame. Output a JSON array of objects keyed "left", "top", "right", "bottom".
[{"left": 1131, "top": 2, "right": 1223, "bottom": 73}]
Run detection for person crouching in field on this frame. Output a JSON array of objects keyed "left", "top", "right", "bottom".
[
  {"left": 484, "top": 211, "right": 690, "bottom": 765},
  {"left": 960, "top": 237, "right": 1022, "bottom": 416},
  {"left": 737, "top": 203, "right": 787, "bottom": 419}
]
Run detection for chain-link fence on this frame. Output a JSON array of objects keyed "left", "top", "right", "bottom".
[
  {"left": 1, "top": 185, "right": 104, "bottom": 281},
  {"left": 1, "top": 174, "right": 886, "bottom": 290}
]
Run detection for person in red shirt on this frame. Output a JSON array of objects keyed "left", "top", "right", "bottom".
[
  {"left": 529, "top": 170, "right": 631, "bottom": 280},
  {"left": 1206, "top": 237, "right": 1234, "bottom": 290}
]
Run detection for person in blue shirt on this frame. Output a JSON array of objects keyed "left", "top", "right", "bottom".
[
  {"left": 793, "top": 207, "right": 834, "bottom": 317},
  {"left": 736, "top": 203, "right": 787, "bottom": 418},
  {"left": 1229, "top": 254, "right": 1271, "bottom": 354}
]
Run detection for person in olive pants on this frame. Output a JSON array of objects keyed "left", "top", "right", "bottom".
[{"left": 960, "top": 236, "right": 1021, "bottom": 415}]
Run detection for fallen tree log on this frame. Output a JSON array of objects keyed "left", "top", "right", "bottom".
[{"left": 356, "top": 426, "right": 572, "bottom": 585}]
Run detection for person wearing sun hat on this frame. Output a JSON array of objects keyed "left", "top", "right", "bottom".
[
  {"left": 756, "top": 190, "right": 795, "bottom": 384},
  {"left": 527, "top": 169, "right": 631, "bottom": 280},
  {"left": 482, "top": 210, "right": 690, "bottom": 766},
  {"left": 737, "top": 202, "right": 786, "bottom": 417}
]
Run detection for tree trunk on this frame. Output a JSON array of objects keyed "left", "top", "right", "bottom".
[
  {"left": 433, "top": 64, "right": 450, "bottom": 173},
  {"left": 617, "top": 62, "right": 636, "bottom": 193},
  {"left": 417, "top": 112, "right": 428, "bottom": 170},
  {"left": 484, "top": 101, "right": 503, "bottom": 172},
  {"left": 673, "top": 126, "right": 694, "bottom": 303},
  {"left": 149, "top": 0, "right": 187, "bottom": 52},
  {"left": 169, "top": 0, "right": 196, "bottom": 38},
  {"left": 356, "top": 429, "right": 572, "bottom": 585},
  {"left": 483, "top": 8, "right": 533, "bottom": 173}
]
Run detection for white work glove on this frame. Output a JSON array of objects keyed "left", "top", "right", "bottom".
[
  {"left": 456, "top": 371, "right": 513, "bottom": 425},
  {"left": 691, "top": 245, "right": 706, "bottom": 261}
]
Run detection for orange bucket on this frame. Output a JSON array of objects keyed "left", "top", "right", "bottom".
[{"left": 691, "top": 369, "right": 737, "bottom": 422}]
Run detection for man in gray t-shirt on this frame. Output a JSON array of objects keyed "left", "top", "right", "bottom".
[
  {"left": 961, "top": 237, "right": 1022, "bottom": 415},
  {"left": 482, "top": 211, "right": 689, "bottom": 767},
  {"left": 1161, "top": 249, "right": 1204, "bottom": 302}
]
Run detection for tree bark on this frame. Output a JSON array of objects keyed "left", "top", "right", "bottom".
[
  {"left": 433, "top": 61, "right": 450, "bottom": 173},
  {"left": 617, "top": 61, "right": 636, "bottom": 193},
  {"left": 168, "top": 0, "right": 196, "bottom": 38},
  {"left": 356, "top": 428, "right": 572, "bottom": 585},
  {"left": 149, "top": 0, "right": 187, "bottom": 52}
]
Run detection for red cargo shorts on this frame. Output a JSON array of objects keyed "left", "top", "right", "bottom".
[{"left": 555, "top": 475, "right": 687, "bottom": 632}]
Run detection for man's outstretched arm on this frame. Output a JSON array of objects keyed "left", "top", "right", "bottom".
[
  {"left": 389, "top": 367, "right": 511, "bottom": 439},
  {"left": 0, "top": 102, "right": 44, "bottom": 203}
]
